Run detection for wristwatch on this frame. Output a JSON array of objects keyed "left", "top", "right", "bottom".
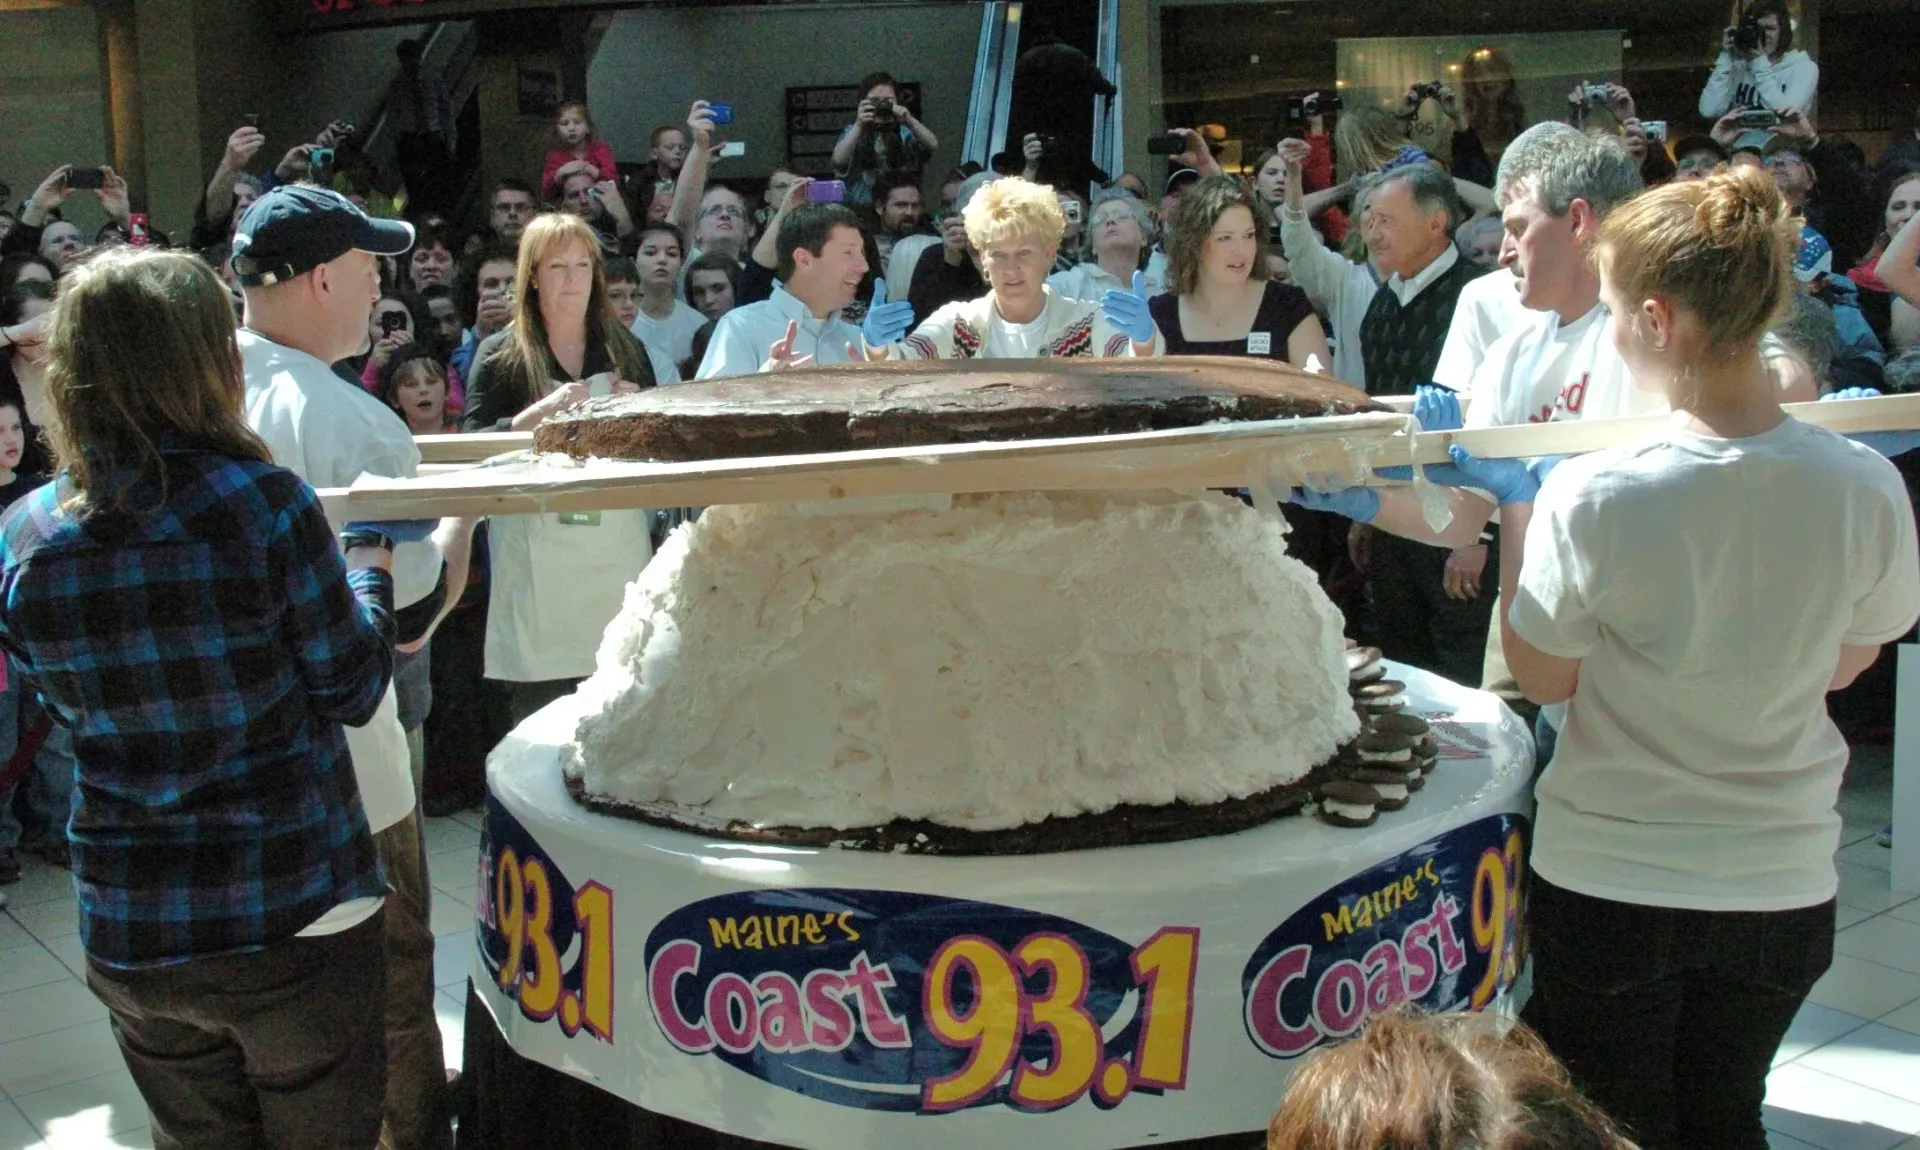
[{"left": 339, "top": 527, "right": 396, "bottom": 553}]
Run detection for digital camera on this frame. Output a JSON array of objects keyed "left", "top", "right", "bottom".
[
  {"left": 1287, "top": 92, "right": 1343, "bottom": 120},
  {"left": 1408, "top": 81, "right": 1446, "bottom": 105},
  {"left": 1731, "top": 13, "right": 1769, "bottom": 55}
]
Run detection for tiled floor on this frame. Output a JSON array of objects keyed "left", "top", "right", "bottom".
[
  {"left": 0, "top": 809, "right": 482, "bottom": 1150},
  {"left": 2, "top": 765, "right": 1918, "bottom": 1149}
]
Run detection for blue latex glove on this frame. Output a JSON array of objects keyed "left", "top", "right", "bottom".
[
  {"left": 860, "top": 279, "right": 916, "bottom": 348},
  {"left": 1286, "top": 485, "right": 1380, "bottom": 523},
  {"left": 1415, "top": 384, "right": 1464, "bottom": 433},
  {"left": 1377, "top": 384, "right": 1464, "bottom": 480},
  {"left": 1822, "top": 387, "right": 1920, "bottom": 457},
  {"left": 1099, "top": 271, "right": 1157, "bottom": 346},
  {"left": 1423, "top": 445, "right": 1553, "bottom": 506},
  {"left": 345, "top": 519, "right": 439, "bottom": 544}
]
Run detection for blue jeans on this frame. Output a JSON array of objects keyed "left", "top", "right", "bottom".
[
  {"left": 1533, "top": 707, "right": 1560, "bottom": 780},
  {"left": 0, "top": 701, "right": 73, "bottom": 854}
]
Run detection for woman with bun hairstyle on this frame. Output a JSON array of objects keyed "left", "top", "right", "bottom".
[{"left": 1438, "top": 166, "right": 1920, "bottom": 1146}]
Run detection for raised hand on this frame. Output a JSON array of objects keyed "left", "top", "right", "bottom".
[
  {"left": 25, "top": 166, "right": 74, "bottom": 221},
  {"left": 1711, "top": 109, "right": 1747, "bottom": 146},
  {"left": 766, "top": 319, "right": 814, "bottom": 371},
  {"left": 222, "top": 126, "right": 267, "bottom": 174},
  {"left": 860, "top": 278, "right": 915, "bottom": 354},
  {"left": 1100, "top": 270, "right": 1157, "bottom": 349},
  {"left": 687, "top": 101, "right": 717, "bottom": 144},
  {"left": 97, "top": 167, "right": 131, "bottom": 223}
]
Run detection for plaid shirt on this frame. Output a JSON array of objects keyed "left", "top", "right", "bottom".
[{"left": 0, "top": 448, "right": 393, "bottom": 968}]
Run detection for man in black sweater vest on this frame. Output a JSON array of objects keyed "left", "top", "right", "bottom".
[{"left": 1355, "top": 162, "right": 1491, "bottom": 686}]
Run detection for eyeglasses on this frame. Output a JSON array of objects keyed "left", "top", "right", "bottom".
[{"left": 700, "top": 205, "right": 746, "bottom": 219}]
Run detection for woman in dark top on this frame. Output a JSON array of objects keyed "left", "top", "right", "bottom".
[
  {"left": 461, "top": 212, "right": 658, "bottom": 725},
  {"left": 1150, "top": 177, "right": 1353, "bottom": 627},
  {"left": 1148, "top": 176, "right": 1330, "bottom": 366}
]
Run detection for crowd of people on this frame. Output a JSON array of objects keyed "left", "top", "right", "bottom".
[{"left": 3, "top": 7, "right": 1920, "bottom": 1147}]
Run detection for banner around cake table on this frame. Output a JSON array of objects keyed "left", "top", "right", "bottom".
[{"left": 466, "top": 665, "right": 1536, "bottom": 1149}]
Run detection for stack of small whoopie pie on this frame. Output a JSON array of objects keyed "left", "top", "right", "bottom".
[{"left": 1316, "top": 644, "right": 1442, "bottom": 829}]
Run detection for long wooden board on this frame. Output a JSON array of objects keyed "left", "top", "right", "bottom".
[{"left": 329, "top": 394, "right": 1920, "bottom": 522}]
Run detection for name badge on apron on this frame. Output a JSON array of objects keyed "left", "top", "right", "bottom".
[
  {"left": 1246, "top": 331, "right": 1273, "bottom": 356},
  {"left": 556, "top": 510, "right": 603, "bottom": 527}
]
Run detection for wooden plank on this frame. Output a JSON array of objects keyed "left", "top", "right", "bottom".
[
  {"left": 326, "top": 411, "right": 1411, "bottom": 521},
  {"left": 340, "top": 394, "right": 1920, "bottom": 522},
  {"left": 415, "top": 431, "right": 532, "bottom": 463}
]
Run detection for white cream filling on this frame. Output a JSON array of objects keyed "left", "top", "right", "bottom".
[
  {"left": 1359, "top": 747, "right": 1412, "bottom": 763},
  {"left": 1372, "top": 783, "right": 1409, "bottom": 802},
  {"left": 1322, "top": 799, "right": 1376, "bottom": 820},
  {"left": 1361, "top": 693, "right": 1408, "bottom": 709},
  {"left": 562, "top": 490, "right": 1360, "bottom": 831}
]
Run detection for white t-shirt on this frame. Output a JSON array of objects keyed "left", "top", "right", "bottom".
[
  {"left": 1433, "top": 267, "right": 1529, "bottom": 391},
  {"left": 239, "top": 330, "right": 423, "bottom": 835},
  {"left": 1464, "top": 305, "right": 1659, "bottom": 430},
  {"left": 1511, "top": 418, "right": 1920, "bottom": 911},
  {"left": 987, "top": 310, "right": 1051, "bottom": 359},
  {"left": 631, "top": 300, "right": 708, "bottom": 374}
]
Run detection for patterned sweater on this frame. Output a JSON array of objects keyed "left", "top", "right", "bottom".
[
  {"left": 1359, "top": 256, "right": 1485, "bottom": 397},
  {"left": 895, "top": 287, "right": 1159, "bottom": 360}
]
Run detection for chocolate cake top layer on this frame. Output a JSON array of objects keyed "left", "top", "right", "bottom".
[{"left": 535, "top": 355, "right": 1387, "bottom": 463}]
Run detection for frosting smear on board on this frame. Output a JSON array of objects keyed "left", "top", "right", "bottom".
[{"left": 561, "top": 490, "right": 1359, "bottom": 832}]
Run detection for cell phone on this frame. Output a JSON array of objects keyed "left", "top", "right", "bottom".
[
  {"left": 718, "top": 141, "right": 746, "bottom": 158},
  {"left": 380, "top": 311, "right": 407, "bottom": 337},
  {"left": 1737, "top": 108, "right": 1780, "bottom": 129},
  {"left": 1642, "top": 120, "right": 1668, "bottom": 144},
  {"left": 65, "top": 167, "right": 105, "bottom": 191},
  {"left": 309, "top": 147, "right": 334, "bottom": 180},
  {"left": 127, "top": 212, "right": 150, "bottom": 247},
  {"left": 241, "top": 113, "right": 260, "bottom": 128},
  {"left": 708, "top": 104, "right": 734, "bottom": 126},
  {"left": 805, "top": 179, "right": 846, "bottom": 203},
  {"left": 1147, "top": 133, "right": 1185, "bottom": 155},
  {"left": 1059, "top": 197, "right": 1083, "bottom": 225}
]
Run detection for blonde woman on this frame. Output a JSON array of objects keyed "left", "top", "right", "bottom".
[
  {"left": 0, "top": 247, "right": 396, "bottom": 1147},
  {"left": 462, "top": 212, "right": 658, "bottom": 721},
  {"left": 1439, "top": 166, "right": 1920, "bottom": 1145},
  {"left": 878, "top": 177, "right": 1161, "bottom": 360}
]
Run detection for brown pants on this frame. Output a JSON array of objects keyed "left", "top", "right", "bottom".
[
  {"left": 374, "top": 811, "right": 452, "bottom": 1150},
  {"left": 87, "top": 909, "right": 389, "bottom": 1150}
]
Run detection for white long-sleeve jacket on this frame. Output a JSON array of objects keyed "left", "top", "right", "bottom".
[{"left": 1698, "top": 49, "right": 1818, "bottom": 117}]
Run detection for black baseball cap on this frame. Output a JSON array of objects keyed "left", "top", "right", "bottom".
[
  {"left": 1671, "top": 135, "right": 1728, "bottom": 164},
  {"left": 231, "top": 185, "right": 415, "bottom": 287}
]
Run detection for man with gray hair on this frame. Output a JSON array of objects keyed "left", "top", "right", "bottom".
[
  {"left": 1356, "top": 160, "right": 1485, "bottom": 399},
  {"left": 1333, "top": 160, "right": 1493, "bottom": 686},
  {"left": 1289, "top": 127, "right": 1651, "bottom": 692}
]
